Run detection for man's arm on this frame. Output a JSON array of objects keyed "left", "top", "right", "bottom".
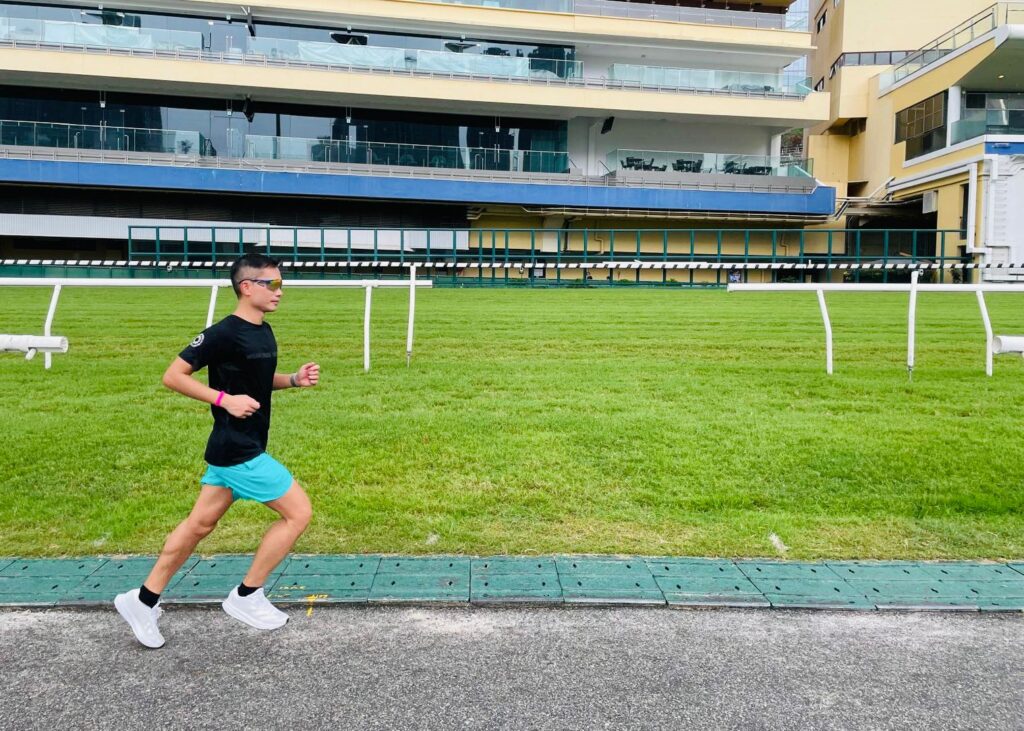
[
  {"left": 273, "top": 361, "right": 320, "bottom": 390},
  {"left": 162, "top": 357, "right": 260, "bottom": 418}
]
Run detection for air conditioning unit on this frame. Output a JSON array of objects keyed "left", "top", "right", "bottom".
[{"left": 922, "top": 190, "right": 938, "bottom": 213}]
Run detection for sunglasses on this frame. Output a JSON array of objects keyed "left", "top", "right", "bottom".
[{"left": 243, "top": 278, "right": 283, "bottom": 291}]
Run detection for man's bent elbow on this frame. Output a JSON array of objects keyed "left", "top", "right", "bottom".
[{"left": 162, "top": 367, "right": 182, "bottom": 390}]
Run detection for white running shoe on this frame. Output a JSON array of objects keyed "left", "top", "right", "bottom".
[
  {"left": 114, "top": 588, "right": 166, "bottom": 649},
  {"left": 222, "top": 586, "right": 288, "bottom": 630}
]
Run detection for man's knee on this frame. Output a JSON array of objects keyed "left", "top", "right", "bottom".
[
  {"left": 185, "top": 515, "right": 219, "bottom": 539},
  {"left": 290, "top": 504, "right": 312, "bottom": 533}
]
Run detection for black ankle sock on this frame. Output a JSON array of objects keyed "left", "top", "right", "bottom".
[
  {"left": 238, "top": 582, "right": 260, "bottom": 597},
  {"left": 138, "top": 584, "right": 160, "bottom": 608}
]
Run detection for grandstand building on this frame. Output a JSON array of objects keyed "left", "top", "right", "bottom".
[
  {"left": 0, "top": 0, "right": 835, "bottom": 273},
  {"left": 808, "top": 0, "right": 1024, "bottom": 281}
]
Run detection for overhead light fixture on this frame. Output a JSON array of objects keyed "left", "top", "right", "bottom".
[
  {"left": 345, "top": 107, "right": 352, "bottom": 124},
  {"left": 331, "top": 32, "right": 367, "bottom": 45}
]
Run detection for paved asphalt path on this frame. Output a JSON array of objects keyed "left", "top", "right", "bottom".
[{"left": 1, "top": 605, "right": 1021, "bottom": 730}]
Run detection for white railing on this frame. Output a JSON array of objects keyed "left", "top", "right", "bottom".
[
  {"left": 0, "top": 272, "right": 432, "bottom": 372},
  {"left": 0, "top": 25, "right": 817, "bottom": 101},
  {"left": 729, "top": 273, "right": 1024, "bottom": 377}
]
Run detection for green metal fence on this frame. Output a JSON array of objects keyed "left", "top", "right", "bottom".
[{"left": 123, "top": 226, "right": 970, "bottom": 286}]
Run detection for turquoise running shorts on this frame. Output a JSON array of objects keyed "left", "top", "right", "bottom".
[{"left": 201, "top": 452, "right": 294, "bottom": 503}]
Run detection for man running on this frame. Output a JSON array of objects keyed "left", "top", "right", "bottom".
[{"left": 115, "top": 253, "right": 320, "bottom": 648}]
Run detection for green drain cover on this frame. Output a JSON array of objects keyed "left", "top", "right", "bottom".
[
  {"left": 748, "top": 577, "right": 862, "bottom": 597},
  {"left": 738, "top": 562, "right": 841, "bottom": 580},
  {"left": 646, "top": 560, "right": 747, "bottom": 580},
  {"left": 471, "top": 572, "right": 561, "bottom": 603},
  {"left": 561, "top": 574, "right": 664, "bottom": 605},
  {"left": 284, "top": 556, "right": 381, "bottom": 575},
  {"left": 556, "top": 558, "right": 651, "bottom": 577},
  {"left": 471, "top": 557, "right": 557, "bottom": 574},
  {"left": 269, "top": 574, "right": 374, "bottom": 603},
  {"left": 370, "top": 573, "right": 470, "bottom": 602},
  {"left": 827, "top": 562, "right": 932, "bottom": 581},
  {"left": 0, "top": 559, "right": 106, "bottom": 578}
]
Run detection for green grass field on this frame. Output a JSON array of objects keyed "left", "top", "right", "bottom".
[{"left": 2, "top": 285, "right": 1023, "bottom": 560}]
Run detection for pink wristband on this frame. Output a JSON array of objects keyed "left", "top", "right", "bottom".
[{"left": 215, "top": 391, "right": 225, "bottom": 407}]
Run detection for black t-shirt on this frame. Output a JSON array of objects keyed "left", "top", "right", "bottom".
[{"left": 178, "top": 314, "right": 278, "bottom": 467}]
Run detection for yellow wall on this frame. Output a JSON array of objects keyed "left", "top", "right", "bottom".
[
  {"left": 0, "top": 48, "right": 830, "bottom": 124},
  {"left": 183, "top": 0, "right": 814, "bottom": 52},
  {"left": 810, "top": 0, "right": 993, "bottom": 87}
]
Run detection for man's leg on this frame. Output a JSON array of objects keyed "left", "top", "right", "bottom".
[
  {"left": 221, "top": 481, "right": 311, "bottom": 631},
  {"left": 243, "top": 481, "right": 312, "bottom": 587},
  {"left": 144, "top": 484, "right": 235, "bottom": 593},
  {"left": 116, "top": 485, "right": 234, "bottom": 648}
]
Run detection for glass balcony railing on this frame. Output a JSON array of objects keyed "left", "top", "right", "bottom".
[
  {"left": 246, "top": 36, "right": 581, "bottom": 80},
  {"left": 606, "top": 149, "right": 813, "bottom": 177},
  {"left": 951, "top": 119, "right": 1024, "bottom": 144},
  {"left": 887, "top": 2, "right": 1024, "bottom": 87},
  {"left": 432, "top": 0, "right": 808, "bottom": 30},
  {"left": 244, "top": 135, "right": 572, "bottom": 173},
  {"left": 432, "top": 0, "right": 572, "bottom": 12},
  {"left": 0, "top": 119, "right": 209, "bottom": 156},
  {"left": 0, "top": 17, "right": 203, "bottom": 51},
  {"left": 607, "top": 64, "right": 812, "bottom": 96}
]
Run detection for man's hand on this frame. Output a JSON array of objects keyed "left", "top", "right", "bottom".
[
  {"left": 294, "top": 362, "right": 320, "bottom": 388},
  {"left": 223, "top": 394, "right": 261, "bottom": 418}
]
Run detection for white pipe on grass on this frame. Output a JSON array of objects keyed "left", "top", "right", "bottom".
[
  {"left": 993, "top": 335, "right": 1024, "bottom": 354},
  {"left": 0, "top": 335, "right": 68, "bottom": 359}
]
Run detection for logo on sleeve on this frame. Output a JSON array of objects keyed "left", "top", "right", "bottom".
[{"left": 190, "top": 333, "right": 205, "bottom": 348}]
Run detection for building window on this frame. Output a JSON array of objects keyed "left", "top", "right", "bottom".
[
  {"left": 831, "top": 51, "right": 915, "bottom": 71},
  {"left": 895, "top": 92, "right": 947, "bottom": 160}
]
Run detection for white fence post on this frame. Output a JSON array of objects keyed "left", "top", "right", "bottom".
[
  {"left": 364, "top": 284, "right": 373, "bottom": 373},
  {"left": 816, "top": 288, "right": 833, "bottom": 375},
  {"left": 977, "top": 290, "right": 993, "bottom": 377},
  {"left": 206, "top": 284, "right": 219, "bottom": 328},
  {"left": 907, "top": 270, "right": 919, "bottom": 380},
  {"left": 407, "top": 265, "right": 417, "bottom": 367},
  {"left": 43, "top": 284, "right": 62, "bottom": 370}
]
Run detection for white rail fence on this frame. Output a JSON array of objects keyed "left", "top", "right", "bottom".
[{"left": 0, "top": 269, "right": 430, "bottom": 372}]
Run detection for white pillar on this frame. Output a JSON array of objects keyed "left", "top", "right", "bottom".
[{"left": 947, "top": 86, "right": 962, "bottom": 147}]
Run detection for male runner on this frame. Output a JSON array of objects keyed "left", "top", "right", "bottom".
[{"left": 115, "top": 253, "right": 320, "bottom": 648}]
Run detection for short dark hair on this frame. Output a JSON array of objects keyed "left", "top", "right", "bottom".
[{"left": 230, "top": 253, "right": 280, "bottom": 297}]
